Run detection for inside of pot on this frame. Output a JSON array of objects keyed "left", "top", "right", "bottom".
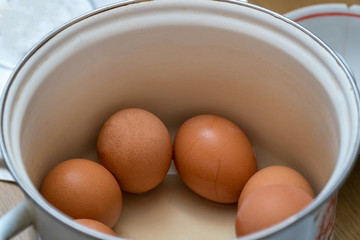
[{"left": 3, "top": 1, "right": 356, "bottom": 239}]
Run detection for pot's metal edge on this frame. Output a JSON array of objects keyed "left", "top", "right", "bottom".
[{"left": 0, "top": 0, "right": 359, "bottom": 239}]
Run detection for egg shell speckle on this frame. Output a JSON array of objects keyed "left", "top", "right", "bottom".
[
  {"left": 238, "top": 165, "right": 315, "bottom": 207},
  {"left": 173, "top": 114, "right": 257, "bottom": 204},
  {"left": 75, "top": 219, "right": 117, "bottom": 236},
  {"left": 97, "top": 108, "right": 173, "bottom": 193},
  {"left": 40, "top": 158, "right": 122, "bottom": 228},
  {"left": 236, "top": 184, "right": 313, "bottom": 236}
]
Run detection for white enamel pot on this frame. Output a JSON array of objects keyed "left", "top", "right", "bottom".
[{"left": 0, "top": 0, "right": 359, "bottom": 239}]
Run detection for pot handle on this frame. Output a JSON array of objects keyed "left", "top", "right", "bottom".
[{"left": 0, "top": 200, "right": 33, "bottom": 240}]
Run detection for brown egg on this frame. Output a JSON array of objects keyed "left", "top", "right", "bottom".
[
  {"left": 97, "top": 108, "right": 172, "bottom": 193},
  {"left": 235, "top": 184, "right": 313, "bottom": 236},
  {"left": 238, "top": 165, "right": 315, "bottom": 207},
  {"left": 40, "top": 158, "right": 122, "bottom": 228},
  {"left": 75, "top": 219, "right": 117, "bottom": 236},
  {"left": 173, "top": 114, "right": 257, "bottom": 204}
]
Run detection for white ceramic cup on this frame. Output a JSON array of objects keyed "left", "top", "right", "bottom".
[{"left": 0, "top": 0, "right": 359, "bottom": 239}]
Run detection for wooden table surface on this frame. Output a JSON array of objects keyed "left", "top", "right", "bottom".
[{"left": 1, "top": 0, "right": 360, "bottom": 239}]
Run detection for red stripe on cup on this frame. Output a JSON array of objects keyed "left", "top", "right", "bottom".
[{"left": 294, "top": 12, "right": 360, "bottom": 22}]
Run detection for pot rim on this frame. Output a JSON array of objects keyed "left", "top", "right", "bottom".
[{"left": 1, "top": 0, "right": 359, "bottom": 239}]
